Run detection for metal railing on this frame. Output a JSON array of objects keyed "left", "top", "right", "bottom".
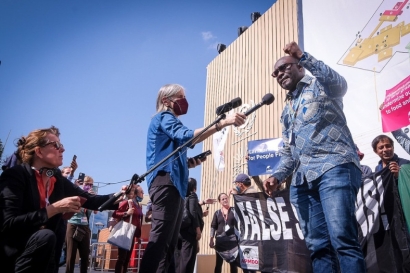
[{"left": 89, "top": 241, "right": 147, "bottom": 272}]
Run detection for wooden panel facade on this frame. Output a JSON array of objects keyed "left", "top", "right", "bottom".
[{"left": 198, "top": 1, "right": 301, "bottom": 272}]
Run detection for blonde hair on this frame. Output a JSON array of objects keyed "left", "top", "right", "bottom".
[
  {"left": 155, "top": 84, "right": 185, "bottom": 113},
  {"left": 84, "top": 176, "right": 94, "bottom": 183},
  {"left": 17, "top": 126, "right": 60, "bottom": 165},
  {"left": 61, "top": 166, "right": 71, "bottom": 172}
]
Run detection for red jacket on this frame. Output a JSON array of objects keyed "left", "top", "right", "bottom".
[{"left": 112, "top": 199, "right": 143, "bottom": 238}]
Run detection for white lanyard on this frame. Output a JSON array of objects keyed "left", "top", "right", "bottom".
[{"left": 44, "top": 179, "right": 50, "bottom": 206}]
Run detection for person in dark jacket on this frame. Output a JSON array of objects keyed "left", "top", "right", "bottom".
[
  {"left": 372, "top": 134, "right": 410, "bottom": 177},
  {"left": 209, "top": 192, "right": 238, "bottom": 273},
  {"left": 175, "top": 177, "right": 204, "bottom": 273},
  {"left": 0, "top": 125, "right": 119, "bottom": 273}
]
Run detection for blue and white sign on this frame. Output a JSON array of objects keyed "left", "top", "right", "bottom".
[{"left": 247, "top": 138, "right": 283, "bottom": 176}]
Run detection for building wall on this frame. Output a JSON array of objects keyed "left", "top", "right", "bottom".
[{"left": 198, "top": 0, "right": 301, "bottom": 272}]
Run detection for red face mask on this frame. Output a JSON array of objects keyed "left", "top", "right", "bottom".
[{"left": 171, "top": 97, "right": 189, "bottom": 116}]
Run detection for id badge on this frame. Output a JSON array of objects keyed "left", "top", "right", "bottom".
[
  {"left": 81, "top": 216, "right": 88, "bottom": 224},
  {"left": 224, "top": 224, "right": 230, "bottom": 232}
]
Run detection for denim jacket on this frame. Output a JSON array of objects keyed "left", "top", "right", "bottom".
[
  {"left": 146, "top": 111, "right": 194, "bottom": 198},
  {"left": 272, "top": 52, "right": 360, "bottom": 186}
]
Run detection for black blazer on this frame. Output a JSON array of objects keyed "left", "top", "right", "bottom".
[{"left": 0, "top": 163, "right": 118, "bottom": 267}]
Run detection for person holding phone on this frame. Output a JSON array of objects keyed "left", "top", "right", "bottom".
[
  {"left": 61, "top": 155, "right": 78, "bottom": 182},
  {"left": 58, "top": 158, "right": 80, "bottom": 269},
  {"left": 139, "top": 84, "right": 246, "bottom": 273},
  {"left": 65, "top": 175, "right": 97, "bottom": 273},
  {"left": 0, "top": 126, "right": 120, "bottom": 273}
]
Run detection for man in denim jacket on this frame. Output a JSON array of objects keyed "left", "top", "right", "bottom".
[{"left": 264, "top": 42, "right": 365, "bottom": 272}]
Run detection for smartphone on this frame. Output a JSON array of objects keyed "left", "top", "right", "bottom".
[
  {"left": 72, "top": 155, "right": 77, "bottom": 161},
  {"left": 193, "top": 150, "right": 212, "bottom": 161},
  {"left": 78, "top": 172, "right": 85, "bottom": 183},
  {"left": 92, "top": 185, "right": 98, "bottom": 194}
]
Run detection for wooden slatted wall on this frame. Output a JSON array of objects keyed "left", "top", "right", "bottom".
[{"left": 197, "top": 0, "right": 301, "bottom": 272}]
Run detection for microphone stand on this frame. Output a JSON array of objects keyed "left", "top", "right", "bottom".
[{"left": 98, "top": 113, "right": 227, "bottom": 211}]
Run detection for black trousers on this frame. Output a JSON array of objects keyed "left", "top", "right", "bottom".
[
  {"left": 214, "top": 251, "right": 238, "bottom": 273},
  {"left": 175, "top": 229, "right": 198, "bottom": 273},
  {"left": 14, "top": 229, "right": 56, "bottom": 273},
  {"left": 115, "top": 247, "right": 133, "bottom": 273},
  {"left": 54, "top": 218, "right": 68, "bottom": 271},
  {"left": 139, "top": 182, "right": 184, "bottom": 273}
]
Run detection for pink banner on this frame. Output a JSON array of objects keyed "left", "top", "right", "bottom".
[{"left": 381, "top": 75, "right": 410, "bottom": 132}]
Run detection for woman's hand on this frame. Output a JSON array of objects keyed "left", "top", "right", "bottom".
[
  {"left": 203, "top": 198, "right": 217, "bottom": 205},
  {"left": 209, "top": 237, "right": 215, "bottom": 248},
  {"left": 52, "top": 196, "right": 82, "bottom": 213},
  {"left": 47, "top": 196, "right": 82, "bottom": 218},
  {"left": 114, "top": 185, "right": 129, "bottom": 204},
  {"left": 188, "top": 157, "right": 202, "bottom": 169},
  {"left": 223, "top": 112, "right": 246, "bottom": 127}
]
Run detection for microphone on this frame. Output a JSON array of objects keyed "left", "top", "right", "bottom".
[
  {"left": 216, "top": 97, "right": 242, "bottom": 116},
  {"left": 244, "top": 93, "right": 275, "bottom": 116},
  {"left": 99, "top": 174, "right": 139, "bottom": 211}
]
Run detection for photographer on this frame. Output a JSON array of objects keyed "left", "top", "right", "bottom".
[{"left": 0, "top": 126, "right": 119, "bottom": 273}]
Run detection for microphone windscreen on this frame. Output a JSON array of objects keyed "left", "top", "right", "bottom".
[
  {"left": 262, "top": 93, "right": 275, "bottom": 105},
  {"left": 231, "top": 97, "right": 242, "bottom": 108}
]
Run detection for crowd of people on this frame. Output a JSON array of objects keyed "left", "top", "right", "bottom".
[{"left": 0, "top": 40, "right": 409, "bottom": 273}]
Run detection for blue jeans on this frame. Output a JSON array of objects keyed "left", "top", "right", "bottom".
[{"left": 290, "top": 162, "right": 366, "bottom": 273}]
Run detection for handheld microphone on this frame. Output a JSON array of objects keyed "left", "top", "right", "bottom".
[
  {"left": 98, "top": 174, "right": 139, "bottom": 211},
  {"left": 216, "top": 97, "right": 242, "bottom": 116},
  {"left": 244, "top": 93, "right": 275, "bottom": 116}
]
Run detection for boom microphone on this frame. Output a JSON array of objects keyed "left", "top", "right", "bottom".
[
  {"left": 216, "top": 97, "right": 242, "bottom": 116},
  {"left": 244, "top": 93, "right": 275, "bottom": 116}
]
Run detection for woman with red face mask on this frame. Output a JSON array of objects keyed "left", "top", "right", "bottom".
[{"left": 139, "top": 84, "right": 246, "bottom": 273}]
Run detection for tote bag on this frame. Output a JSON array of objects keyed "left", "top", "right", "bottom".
[{"left": 107, "top": 213, "right": 136, "bottom": 250}]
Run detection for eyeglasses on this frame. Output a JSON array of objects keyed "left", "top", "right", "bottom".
[
  {"left": 271, "top": 63, "right": 298, "bottom": 78},
  {"left": 42, "top": 141, "right": 64, "bottom": 150}
]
